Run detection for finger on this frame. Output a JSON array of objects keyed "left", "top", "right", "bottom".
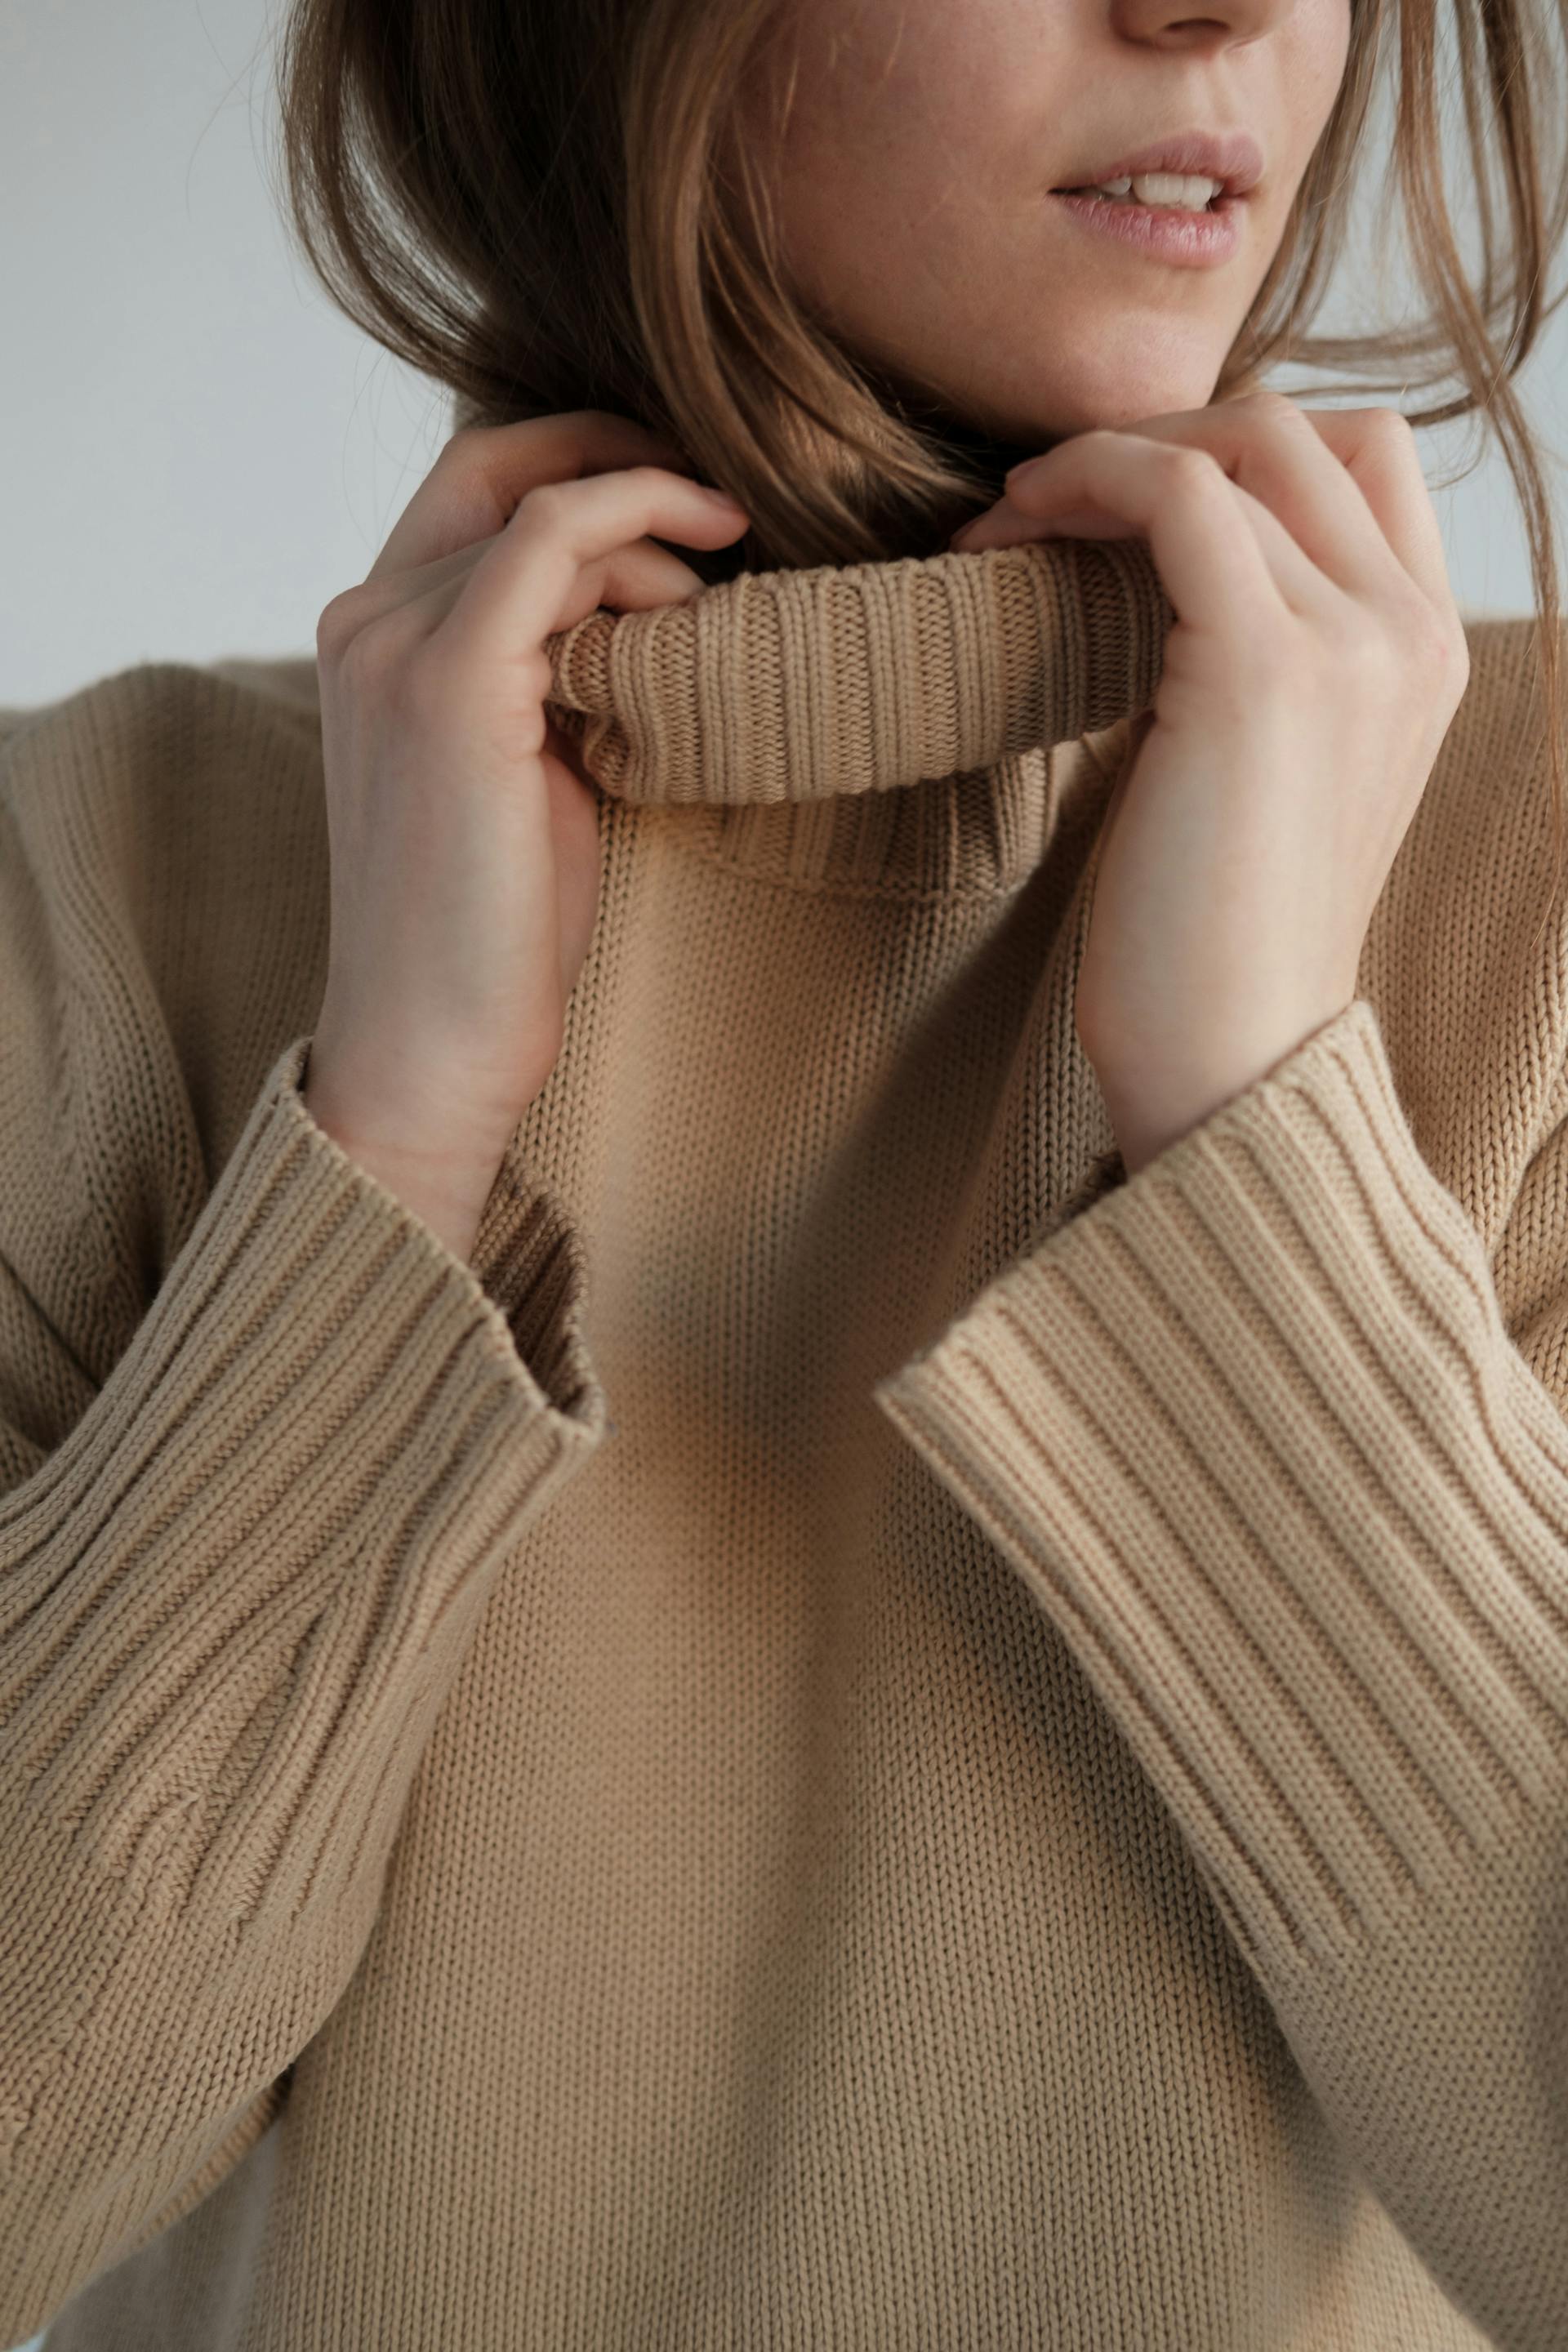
[
  {"left": 338, "top": 537, "right": 721, "bottom": 681},
  {"left": 1015, "top": 399, "right": 1446, "bottom": 608},
  {"left": 965, "top": 433, "right": 1315, "bottom": 635},
  {"left": 961, "top": 467, "right": 1330, "bottom": 620},
  {"left": 443, "top": 468, "right": 749, "bottom": 670},
  {"left": 1066, "top": 400, "right": 1392, "bottom": 593},
  {"left": 1293, "top": 406, "right": 1453, "bottom": 611},
  {"left": 367, "top": 409, "right": 701, "bottom": 582},
  {"left": 339, "top": 528, "right": 713, "bottom": 636}
]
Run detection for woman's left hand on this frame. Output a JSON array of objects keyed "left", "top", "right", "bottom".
[{"left": 948, "top": 390, "right": 1471, "bottom": 1176}]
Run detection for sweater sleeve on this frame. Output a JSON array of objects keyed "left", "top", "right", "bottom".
[
  {"left": 871, "top": 995, "right": 1568, "bottom": 2352},
  {"left": 0, "top": 693, "right": 608, "bottom": 2344}
]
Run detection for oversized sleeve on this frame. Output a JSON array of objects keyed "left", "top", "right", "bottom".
[
  {"left": 872, "top": 993, "right": 1568, "bottom": 2352},
  {"left": 0, "top": 677, "right": 608, "bottom": 2346}
]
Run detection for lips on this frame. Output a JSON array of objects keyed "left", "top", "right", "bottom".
[
  {"left": 1048, "top": 185, "right": 1245, "bottom": 265},
  {"left": 1049, "top": 129, "right": 1266, "bottom": 201}
]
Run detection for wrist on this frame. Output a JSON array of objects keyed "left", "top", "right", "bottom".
[{"left": 300, "top": 1078, "right": 506, "bottom": 1267}]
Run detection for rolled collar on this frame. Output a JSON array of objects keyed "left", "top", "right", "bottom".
[{"left": 543, "top": 536, "right": 1170, "bottom": 897}]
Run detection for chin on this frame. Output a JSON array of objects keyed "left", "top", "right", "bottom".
[
  {"left": 997, "top": 340, "right": 1228, "bottom": 440},
  {"left": 1044, "top": 374, "right": 1225, "bottom": 437}
]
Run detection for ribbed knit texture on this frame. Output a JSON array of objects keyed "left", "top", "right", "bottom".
[{"left": 1, "top": 535, "right": 1565, "bottom": 2350}]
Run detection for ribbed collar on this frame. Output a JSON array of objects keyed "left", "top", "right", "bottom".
[{"left": 541, "top": 536, "right": 1173, "bottom": 898}]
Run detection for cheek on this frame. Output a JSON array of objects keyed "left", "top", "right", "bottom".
[
  {"left": 761, "top": 0, "right": 1013, "bottom": 252},
  {"left": 1261, "top": 6, "right": 1353, "bottom": 258},
  {"left": 1308, "top": 0, "right": 1356, "bottom": 126},
  {"left": 769, "top": 105, "right": 991, "bottom": 327}
]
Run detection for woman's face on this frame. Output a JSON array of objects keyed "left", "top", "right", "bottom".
[{"left": 736, "top": 0, "right": 1352, "bottom": 446}]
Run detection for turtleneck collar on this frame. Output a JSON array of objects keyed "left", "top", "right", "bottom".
[{"left": 541, "top": 534, "right": 1172, "bottom": 898}]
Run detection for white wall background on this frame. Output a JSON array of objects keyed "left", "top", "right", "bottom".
[
  {"left": 3, "top": 0, "right": 1568, "bottom": 720},
  {"left": 1, "top": 0, "right": 458, "bottom": 716},
  {"left": 2, "top": 3, "right": 1566, "bottom": 2349}
]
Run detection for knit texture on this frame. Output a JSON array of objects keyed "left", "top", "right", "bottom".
[{"left": 2, "top": 534, "right": 1566, "bottom": 2350}]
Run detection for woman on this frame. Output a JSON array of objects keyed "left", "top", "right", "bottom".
[{"left": 3, "top": 0, "right": 1567, "bottom": 2345}]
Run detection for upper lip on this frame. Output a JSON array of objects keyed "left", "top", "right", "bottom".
[{"left": 1052, "top": 130, "right": 1264, "bottom": 198}]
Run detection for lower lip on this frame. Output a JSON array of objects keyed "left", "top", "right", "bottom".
[{"left": 1049, "top": 189, "right": 1244, "bottom": 267}]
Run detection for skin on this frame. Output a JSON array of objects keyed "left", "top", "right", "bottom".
[{"left": 736, "top": 0, "right": 1352, "bottom": 450}]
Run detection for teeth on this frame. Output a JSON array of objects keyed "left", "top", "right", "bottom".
[{"left": 1081, "top": 172, "right": 1223, "bottom": 210}]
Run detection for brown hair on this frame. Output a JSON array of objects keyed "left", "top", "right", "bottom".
[{"left": 271, "top": 0, "right": 1568, "bottom": 945}]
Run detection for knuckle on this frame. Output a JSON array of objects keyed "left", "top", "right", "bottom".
[
  {"left": 517, "top": 478, "right": 577, "bottom": 530},
  {"left": 1165, "top": 443, "right": 1224, "bottom": 492},
  {"left": 1361, "top": 405, "right": 1417, "bottom": 448},
  {"left": 1387, "top": 576, "right": 1447, "bottom": 649},
  {"left": 1344, "top": 588, "right": 1466, "bottom": 696},
  {"left": 330, "top": 612, "right": 394, "bottom": 693},
  {"left": 315, "top": 588, "right": 365, "bottom": 661},
  {"left": 1421, "top": 605, "right": 1471, "bottom": 687},
  {"left": 1236, "top": 387, "right": 1298, "bottom": 422},
  {"left": 435, "top": 422, "right": 488, "bottom": 469},
  {"left": 434, "top": 416, "right": 542, "bottom": 481},
  {"left": 334, "top": 608, "right": 428, "bottom": 705},
  {"left": 1236, "top": 390, "right": 1322, "bottom": 445}
]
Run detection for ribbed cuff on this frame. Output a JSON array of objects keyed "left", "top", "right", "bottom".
[
  {"left": 5, "top": 1031, "right": 608, "bottom": 1919},
  {"left": 872, "top": 997, "right": 1568, "bottom": 1968}
]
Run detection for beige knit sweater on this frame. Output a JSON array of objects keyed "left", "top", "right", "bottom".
[{"left": 2, "top": 534, "right": 1566, "bottom": 2352}]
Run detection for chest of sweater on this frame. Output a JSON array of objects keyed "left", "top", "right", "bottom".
[{"left": 254, "top": 788, "right": 1479, "bottom": 2349}]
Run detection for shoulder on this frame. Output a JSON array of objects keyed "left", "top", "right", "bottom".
[
  {"left": 0, "top": 654, "right": 327, "bottom": 975},
  {"left": 0, "top": 660, "right": 328, "bottom": 1386},
  {"left": 0, "top": 657, "right": 332, "bottom": 1246},
  {"left": 0, "top": 653, "right": 323, "bottom": 828}
]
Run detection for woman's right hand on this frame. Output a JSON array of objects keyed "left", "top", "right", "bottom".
[{"left": 301, "top": 410, "right": 750, "bottom": 1263}]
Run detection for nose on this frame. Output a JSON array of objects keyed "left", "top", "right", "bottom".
[{"left": 1107, "top": 0, "right": 1290, "bottom": 52}]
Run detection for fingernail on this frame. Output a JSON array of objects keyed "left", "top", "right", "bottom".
[{"left": 1004, "top": 455, "right": 1050, "bottom": 490}]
